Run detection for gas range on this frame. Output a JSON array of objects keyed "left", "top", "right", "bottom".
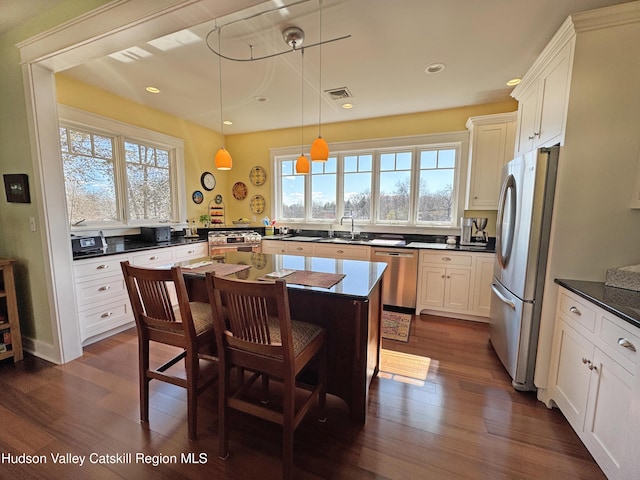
[{"left": 207, "top": 230, "right": 262, "bottom": 246}]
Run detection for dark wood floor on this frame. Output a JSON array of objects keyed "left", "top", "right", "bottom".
[{"left": 0, "top": 314, "right": 606, "bottom": 479}]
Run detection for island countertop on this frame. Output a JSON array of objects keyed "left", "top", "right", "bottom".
[{"left": 178, "top": 250, "right": 387, "bottom": 300}]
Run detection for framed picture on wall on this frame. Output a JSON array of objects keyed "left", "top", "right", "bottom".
[{"left": 3, "top": 174, "right": 31, "bottom": 203}]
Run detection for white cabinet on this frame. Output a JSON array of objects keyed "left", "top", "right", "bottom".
[
  {"left": 415, "top": 251, "right": 494, "bottom": 321},
  {"left": 549, "top": 287, "right": 639, "bottom": 479},
  {"left": 74, "top": 241, "right": 208, "bottom": 345},
  {"left": 465, "top": 112, "right": 516, "bottom": 210},
  {"left": 513, "top": 39, "right": 573, "bottom": 155},
  {"left": 261, "top": 239, "right": 286, "bottom": 254},
  {"left": 314, "top": 243, "right": 370, "bottom": 261},
  {"left": 73, "top": 253, "right": 132, "bottom": 344}
]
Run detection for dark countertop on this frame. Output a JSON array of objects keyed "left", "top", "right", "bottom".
[
  {"left": 179, "top": 251, "right": 387, "bottom": 301},
  {"left": 264, "top": 232, "right": 496, "bottom": 253},
  {"left": 72, "top": 236, "right": 206, "bottom": 260},
  {"left": 555, "top": 279, "right": 640, "bottom": 329}
]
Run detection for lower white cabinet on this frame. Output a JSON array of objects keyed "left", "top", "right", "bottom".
[
  {"left": 549, "top": 287, "right": 639, "bottom": 479},
  {"left": 415, "top": 250, "right": 494, "bottom": 320},
  {"left": 73, "top": 241, "right": 207, "bottom": 345}
]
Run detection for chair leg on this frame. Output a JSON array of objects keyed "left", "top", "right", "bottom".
[
  {"left": 282, "top": 377, "right": 295, "bottom": 480},
  {"left": 186, "top": 350, "right": 198, "bottom": 441},
  {"left": 218, "top": 364, "right": 230, "bottom": 459},
  {"left": 318, "top": 342, "right": 327, "bottom": 422},
  {"left": 139, "top": 337, "right": 150, "bottom": 423},
  {"left": 261, "top": 374, "right": 270, "bottom": 405}
]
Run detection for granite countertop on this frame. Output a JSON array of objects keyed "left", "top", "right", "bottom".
[
  {"left": 264, "top": 232, "right": 496, "bottom": 253},
  {"left": 72, "top": 235, "right": 206, "bottom": 260},
  {"left": 180, "top": 251, "right": 386, "bottom": 300},
  {"left": 555, "top": 279, "right": 640, "bottom": 329}
]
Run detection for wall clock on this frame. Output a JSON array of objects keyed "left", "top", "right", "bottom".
[
  {"left": 249, "top": 165, "right": 267, "bottom": 186},
  {"left": 200, "top": 171, "right": 216, "bottom": 191}
]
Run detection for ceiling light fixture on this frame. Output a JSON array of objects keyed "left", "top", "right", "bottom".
[
  {"left": 506, "top": 78, "right": 521, "bottom": 86},
  {"left": 295, "top": 48, "right": 309, "bottom": 175},
  {"left": 310, "top": 0, "right": 329, "bottom": 162},
  {"left": 425, "top": 62, "right": 446, "bottom": 74},
  {"left": 342, "top": 103, "right": 354, "bottom": 109},
  {"left": 214, "top": 27, "right": 232, "bottom": 171},
  {"left": 145, "top": 86, "right": 160, "bottom": 93}
]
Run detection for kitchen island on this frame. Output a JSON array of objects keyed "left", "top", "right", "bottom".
[{"left": 180, "top": 251, "right": 387, "bottom": 424}]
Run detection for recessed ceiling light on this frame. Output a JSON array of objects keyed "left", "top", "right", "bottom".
[
  {"left": 145, "top": 86, "right": 160, "bottom": 94},
  {"left": 506, "top": 78, "right": 522, "bottom": 86},
  {"left": 342, "top": 103, "right": 354, "bottom": 109},
  {"left": 223, "top": 120, "right": 233, "bottom": 125},
  {"left": 424, "top": 63, "right": 446, "bottom": 74}
]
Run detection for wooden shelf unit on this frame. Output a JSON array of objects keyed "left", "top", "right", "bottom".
[{"left": 0, "top": 258, "right": 23, "bottom": 362}]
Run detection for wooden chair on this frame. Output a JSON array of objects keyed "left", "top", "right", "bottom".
[
  {"left": 120, "top": 261, "right": 218, "bottom": 440},
  {"left": 205, "top": 273, "right": 327, "bottom": 480}
]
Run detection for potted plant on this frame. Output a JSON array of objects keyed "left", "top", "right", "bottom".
[{"left": 199, "top": 214, "right": 210, "bottom": 228}]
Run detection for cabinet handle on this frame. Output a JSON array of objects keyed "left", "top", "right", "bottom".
[
  {"left": 569, "top": 306, "right": 581, "bottom": 316},
  {"left": 337, "top": 250, "right": 344, "bottom": 254},
  {"left": 441, "top": 275, "right": 445, "bottom": 278},
  {"left": 149, "top": 256, "right": 158, "bottom": 260},
  {"left": 588, "top": 363, "right": 598, "bottom": 372},
  {"left": 96, "top": 264, "right": 109, "bottom": 270},
  {"left": 296, "top": 247, "right": 303, "bottom": 251},
  {"left": 98, "top": 286, "right": 111, "bottom": 291},
  {"left": 101, "top": 312, "right": 113, "bottom": 318},
  {"left": 581, "top": 357, "right": 589, "bottom": 364},
  {"left": 533, "top": 132, "right": 540, "bottom": 137},
  {"left": 441, "top": 257, "right": 451, "bottom": 261},
  {"left": 618, "top": 338, "right": 637, "bottom": 352},
  {"left": 188, "top": 249, "right": 195, "bottom": 254},
  {"left": 528, "top": 135, "right": 535, "bottom": 140}
]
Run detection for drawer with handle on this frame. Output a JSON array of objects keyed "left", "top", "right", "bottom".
[
  {"left": 558, "top": 291, "right": 596, "bottom": 333},
  {"left": 599, "top": 314, "right": 640, "bottom": 371},
  {"left": 420, "top": 251, "right": 472, "bottom": 266},
  {"left": 75, "top": 275, "right": 127, "bottom": 308},
  {"left": 74, "top": 256, "right": 127, "bottom": 279}
]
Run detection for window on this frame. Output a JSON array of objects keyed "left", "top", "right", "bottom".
[
  {"left": 59, "top": 106, "right": 185, "bottom": 228},
  {"left": 272, "top": 133, "right": 465, "bottom": 228}
]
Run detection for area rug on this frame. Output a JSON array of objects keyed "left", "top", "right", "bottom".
[{"left": 381, "top": 310, "right": 412, "bottom": 342}]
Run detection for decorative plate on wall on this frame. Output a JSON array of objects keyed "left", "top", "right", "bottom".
[
  {"left": 249, "top": 165, "right": 267, "bottom": 186},
  {"left": 192, "top": 190, "right": 204, "bottom": 204},
  {"left": 232, "top": 181, "right": 248, "bottom": 200},
  {"left": 249, "top": 194, "right": 265, "bottom": 214}
]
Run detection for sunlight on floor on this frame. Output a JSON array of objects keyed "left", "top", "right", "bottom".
[{"left": 379, "top": 349, "right": 433, "bottom": 386}]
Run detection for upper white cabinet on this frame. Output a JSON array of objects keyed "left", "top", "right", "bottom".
[
  {"left": 512, "top": 28, "right": 574, "bottom": 155},
  {"left": 465, "top": 112, "right": 516, "bottom": 210}
]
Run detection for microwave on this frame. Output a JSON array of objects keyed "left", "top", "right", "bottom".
[{"left": 140, "top": 226, "right": 171, "bottom": 243}]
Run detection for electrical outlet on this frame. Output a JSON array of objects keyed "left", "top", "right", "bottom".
[{"left": 29, "top": 216, "right": 36, "bottom": 232}]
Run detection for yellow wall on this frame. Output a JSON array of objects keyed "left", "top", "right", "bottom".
[
  {"left": 56, "top": 74, "right": 225, "bottom": 224},
  {"left": 57, "top": 74, "right": 515, "bottom": 232},
  {"left": 225, "top": 100, "right": 517, "bottom": 227}
]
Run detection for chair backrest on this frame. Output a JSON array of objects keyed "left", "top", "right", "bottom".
[
  {"left": 206, "top": 274, "right": 295, "bottom": 362},
  {"left": 121, "top": 261, "right": 197, "bottom": 345}
]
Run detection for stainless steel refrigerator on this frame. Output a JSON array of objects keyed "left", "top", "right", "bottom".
[{"left": 489, "top": 146, "right": 559, "bottom": 391}]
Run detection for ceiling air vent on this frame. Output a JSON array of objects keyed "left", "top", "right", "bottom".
[{"left": 325, "top": 87, "right": 352, "bottom": 100}]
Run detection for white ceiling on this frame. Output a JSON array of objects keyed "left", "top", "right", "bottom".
[{"left": 15, "top": 0, "right": 631, "bottom": 134}]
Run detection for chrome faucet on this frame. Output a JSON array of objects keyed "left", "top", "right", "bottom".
[{"left": 340, "top": 211, "right": 355, "bottom": 239}]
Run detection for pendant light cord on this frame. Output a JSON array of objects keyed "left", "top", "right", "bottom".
[
  {"left": 317, "top": 0, "right": 323, "bottom": 138},
  {"left": 218, "top": 27, "right": 224, "bottom": 140},
  {"left": 300, "top": 47, "right": 305, "bottom": 155}
]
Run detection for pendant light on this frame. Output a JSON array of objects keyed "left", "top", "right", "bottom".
[
  {"left": 296, "top": 48, "right": 310, "bottom": 174},
  {"left": 214, "top": 27, "right": 232, "bottom": 170},
  {"left": 310, "top": 0, "right": 329, "bottom": 162}
]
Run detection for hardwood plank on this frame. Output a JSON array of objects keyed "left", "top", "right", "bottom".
[{"left": 0, "top": 315, "right": 607, "bottom": 479}]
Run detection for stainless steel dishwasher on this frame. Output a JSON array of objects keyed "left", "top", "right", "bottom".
[{"left": 371, "top": 248, "right": 418, "bottom": 309}]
